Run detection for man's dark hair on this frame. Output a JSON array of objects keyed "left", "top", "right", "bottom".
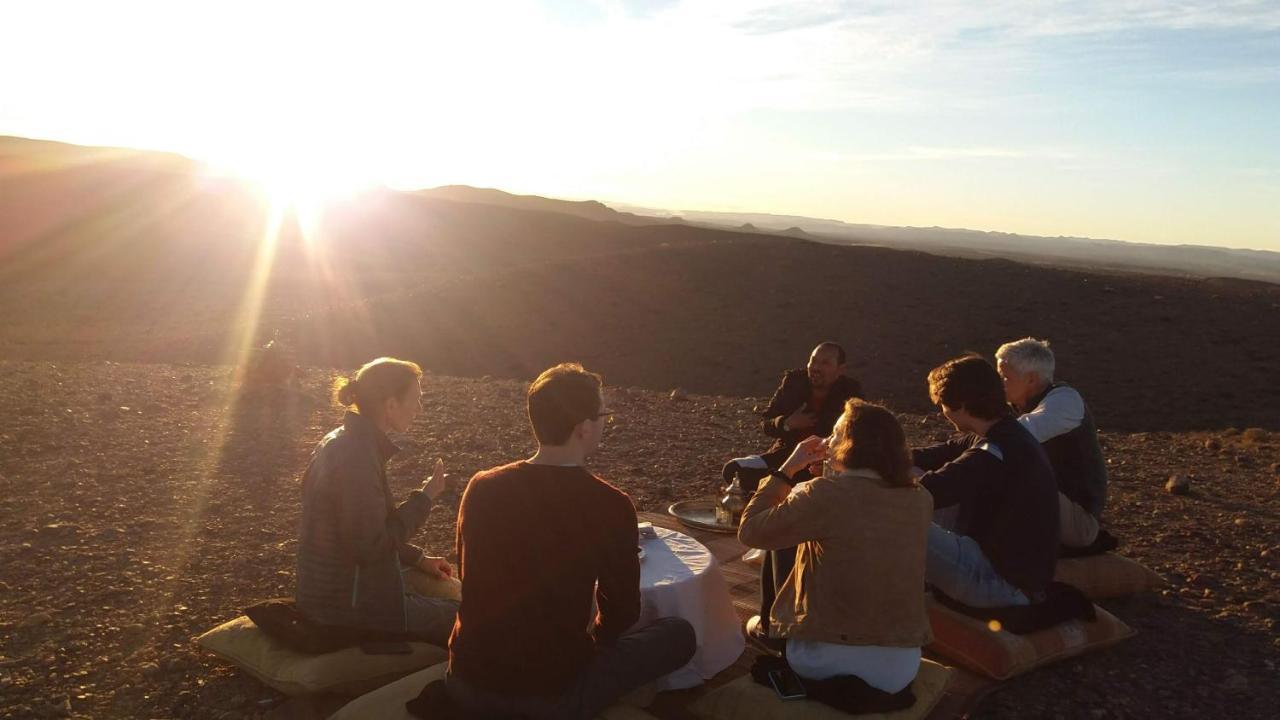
[
  {"left": 815, "top": 341, "right": 846, "bottom": 365},
  {"left": 527, "top": 363, "right": 603, "bottom": 446},
  {"left": 927, "top": 354, "right": 1009, "bottom": 421}
]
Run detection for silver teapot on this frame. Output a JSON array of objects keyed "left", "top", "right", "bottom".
[{"left": 716, "top": 473, "right": 749, "bottom": 526}]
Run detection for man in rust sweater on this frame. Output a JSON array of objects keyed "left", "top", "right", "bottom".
[{"left": 445, "top": 363, "right": 696, "bottom": 719}]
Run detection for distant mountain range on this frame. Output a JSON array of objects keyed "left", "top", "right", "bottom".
[
  {"left": 433, "top": 188, "right": 1280, "bottom": 284},
  {"left": 3, "top": 135, "right": 1279, "bottom": 431}
]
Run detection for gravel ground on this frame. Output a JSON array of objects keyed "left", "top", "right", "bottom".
[{"left": 1, "top": 360, "right": 1277, "bottom": 719}]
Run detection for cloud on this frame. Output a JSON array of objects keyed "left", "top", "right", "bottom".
[{"left": 835, "top": 146, "right": 1083, "bottom": 162}]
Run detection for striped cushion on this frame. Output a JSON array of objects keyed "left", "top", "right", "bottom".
[
  {"left": 331, "top": 662, "right": 660, "bottom": 720},
  {"left": 690, "top": 659, "right": 951, "bottom": 720},
  {"left": 196, "top": 616, "right": 445, "bottom": 696},
  {"left": 1053, "top": 553, "right": 1165, "bottom": 599},
  {"left": 925, "top": 598, "right": 1134, "bottom": 680}
]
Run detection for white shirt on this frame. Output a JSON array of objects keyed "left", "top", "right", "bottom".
[
  {"left": 785, "top": 639, "right": 921, "bottom": 693},
  {"left": 1018, "top": 385, "right": 1085, "bottom": 442}
]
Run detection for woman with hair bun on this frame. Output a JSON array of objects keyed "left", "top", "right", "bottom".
[
  {"left": 738, "top": 399, "right": 933, "bottom": 694},
  {"left": 295, "top": 357, "right": 458, "bottom": 646}
]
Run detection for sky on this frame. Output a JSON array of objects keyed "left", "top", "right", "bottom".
[{"left": 2, "top": 0, "right": 1278, "bottom": 251}]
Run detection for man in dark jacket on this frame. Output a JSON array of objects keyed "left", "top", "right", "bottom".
[
  {"left": 995, "top": 337, "right": 1107, "bottom": 548},
  {"left": 727, "top": 342, "right": 863, "bottom": 644},
  {"left": 723, "top": 341, "right": 864, "bottom": 489},
  {"left": 913, "top": 355, "right": 1059, "bottom": 608}
]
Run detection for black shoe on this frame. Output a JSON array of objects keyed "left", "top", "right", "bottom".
[{"left": 745, "top": 615, "right": 784, "bottom": 655}]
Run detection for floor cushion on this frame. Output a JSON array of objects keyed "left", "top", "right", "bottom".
[
  {"left": 690, "top": 659, "right": 951, "bottom": 720},
  {"left": 331, "top": 662, "right": 660, "bottom": 719},
  {"left": 925, "top": 597, "right": 1135, "bottom": 680},
  {"left": 1053, "top": 553, "right": 1165, "bottom": 599},
  {"left": 196, "top": 616, "right": 446, "bottom": 696}
]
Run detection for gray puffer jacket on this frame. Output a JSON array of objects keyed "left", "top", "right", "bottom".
[{"left": 295, "top": 411, "right": 432, "bottom": 633}]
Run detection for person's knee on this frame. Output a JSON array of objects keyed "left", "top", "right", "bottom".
[{"left": 659, "top": 617, "right": 697, "bottom": 664}]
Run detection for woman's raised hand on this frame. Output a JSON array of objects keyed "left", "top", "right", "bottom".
[
  {"left": 780, "top": 435, "right": 827, "bottom": 478},
  {"left": 422, "top": 458, "right": 448, "bottom": 501}
]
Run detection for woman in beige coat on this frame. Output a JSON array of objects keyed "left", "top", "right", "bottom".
[{"left": 738, "top": 399, "right": 933, "bottom": 692}]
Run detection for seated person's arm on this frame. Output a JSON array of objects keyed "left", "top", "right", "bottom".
[
  {"left": 911, "top": 437, "right": 972, "bottom": 472},
  {"left": 592, "top": 498, "right": 642, "bottom": 646},
  {"left": 759, "top": 373, "right": 801, "bottom": 438},
  {"left": 1018, "top": 386, "right": 1085, "bottom": 442},
  {"left": 739, "top": 436, "right": 828, "bottom": 550},
  {"left": 338, "top": 457, "right": 433, "bottom": 567},
  {"left": 919, "top": 444, "right": 1003, "bottom": 509},
  {"left": 398, "top": 542, "right": 425, "bottom": 568}
]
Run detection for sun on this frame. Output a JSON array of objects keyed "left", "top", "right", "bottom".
[{"left": 199, "top": 143, "right": 378, "bottom": 216}]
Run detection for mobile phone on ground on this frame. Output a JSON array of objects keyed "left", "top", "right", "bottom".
[
  {"left": 360, "top": 641, "right": 414, "bottom": 655},
  {"left": 767, "top": 668, "right": 806, "bottom": 700}
]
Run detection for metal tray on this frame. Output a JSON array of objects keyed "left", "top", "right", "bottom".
[{"left": 668, "top": 498, "right": 738, "bottom": 534}]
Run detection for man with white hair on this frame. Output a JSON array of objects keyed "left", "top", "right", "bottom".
[{"left": 995, "top": 338, "right": 1107, "bottom": 548}]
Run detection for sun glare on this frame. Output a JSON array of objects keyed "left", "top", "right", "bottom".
[{"left": 201, "top": 145, "right": 377, "bottom": 217}]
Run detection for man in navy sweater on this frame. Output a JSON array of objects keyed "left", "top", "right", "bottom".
[{"left": 913, "top": 355, "right": 1060, "bottom": 607}]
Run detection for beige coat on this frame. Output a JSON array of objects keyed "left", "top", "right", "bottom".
[{"left": 738, "top": 468, "right": 933, "bottom": 647}]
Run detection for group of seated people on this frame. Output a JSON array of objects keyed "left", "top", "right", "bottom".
[
  {"left": 292, "top": 336, "right": 1107, "bottom": 719},
  {"left": 731, "top": 338, "right": 1108, "bottom": 692}
]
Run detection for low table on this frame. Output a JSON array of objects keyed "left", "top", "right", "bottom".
[{"left": 635, "top": 527, "right": 745, "bottom": 690}]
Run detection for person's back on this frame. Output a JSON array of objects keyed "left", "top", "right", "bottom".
[
  {"left": 915, "top": 355, "right": 1060, "bottom": 607},
  {"left": 739, "top": 400, "right": 932, "bottom": 693},
  {"left": 296, "top": 358, "right": 458, "bottom": 645},
  {"left": 954, "top": 417, "right": 1060, "bottom": 595},
  {"left": 444, "top": 363, "right": 694, "bottom": 720},
  {"left": 448, "top": 461, "right": 639, "bottom": 694},
  {"left": 996, "top": 338, "right": 1108, "bottom": 548},
  {"left": 297, "top": 421, "right": 405, "bottom": 632},
  {"left": 1028, "top": 382, "right": 1107, "bottom": 517}
]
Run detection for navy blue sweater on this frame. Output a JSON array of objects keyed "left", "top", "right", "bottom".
[{"left": 914, "top": 417, "right": 1059, "bottom": 596}]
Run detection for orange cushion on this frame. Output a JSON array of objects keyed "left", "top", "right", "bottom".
[
  {"left": 925, "top": 597, "right": 1134, "bottom": 680},
  {"left": 1053, "top": 553, "right": 1164, "bottom": 599}
]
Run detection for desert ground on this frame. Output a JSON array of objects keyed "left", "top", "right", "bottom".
[
  {"left": 1, "top": 362, "right": 1277, "bottom": 719},
  {"left": 2, "top": 137, "right": 1279, "bottom": 718}
]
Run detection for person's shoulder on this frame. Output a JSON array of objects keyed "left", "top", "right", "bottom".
[
  {"left": 833, "top": 374, "right": 863, "bottom": 398},
  {"left": 1045, "top": 382, "right": 1083, "bottom": 401},
  {"left": 469, "top": 460, "right": 528, "bottom": 486},
  {"left": 316, "top": 425, "right": 370, "bottom": 462},
  {"left": 584, "top": 472, "right": 637, "bottom": 512},
  {"left": 780, "top": 368, "right": 807, "bottom": 385}
]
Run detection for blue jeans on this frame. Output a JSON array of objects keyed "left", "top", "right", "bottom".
[
  {"left": 405, "top": 594, "right": 460, "bottom": 647},
  {"left": 926, "top": 524, "right": 1029, "bottom": 608}
]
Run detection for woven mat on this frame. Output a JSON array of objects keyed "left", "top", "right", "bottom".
[{"left": 640, "top": 511, "right": 994, "bottom": 719}]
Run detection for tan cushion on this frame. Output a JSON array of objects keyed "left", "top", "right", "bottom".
[
  {"left": 1054, "top": 553, "right": 1165, "bottom": 599},
  {"left": 403, "top": 568, "right": 463, "bottom": 602},
  {"left": 195, "top": 616, "right": 445, "bottom": 696},
  {"left": 925, "top": 598, "right": 1135, "bottom": 680},
  {"left": 331, "top": 662, "right": 660, "bottom": 719},
  {"left": 690, "top": 659, "right": 951, "bottom": 720}
]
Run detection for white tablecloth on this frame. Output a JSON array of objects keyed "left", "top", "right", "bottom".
[{"left": 634, "top": 527, "right": 745, "bottom": 690}]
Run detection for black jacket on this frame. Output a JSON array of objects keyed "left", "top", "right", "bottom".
[
  {"left": 759, "top": 369, "right": 863, "bottom": 460},
  {"left": 914, "top": 417, "right": 1059, "bottom": 596}
]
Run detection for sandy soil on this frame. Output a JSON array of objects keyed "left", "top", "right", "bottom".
[{"left": 1, "top": 361, "right": 1276, "bottom": 719}]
